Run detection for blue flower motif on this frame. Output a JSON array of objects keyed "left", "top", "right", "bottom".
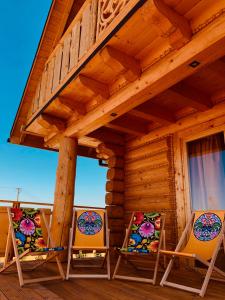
[
  {"left": 130, "top": 233, "right": 142, "bottom": 246},
  {"left": 15, "top": 231, "right": 26, "bottom": 245}
]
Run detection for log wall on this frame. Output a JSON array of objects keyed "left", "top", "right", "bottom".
[
  {"left": 124, "top": 135, "right": 177, "bottom": 248},
  {"left": 97, "top": 141, "right": 125, "bottom": 248}
]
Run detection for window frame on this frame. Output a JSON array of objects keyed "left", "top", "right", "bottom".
[{"left": 174, "top": 120, "right": 225, "bottom": 237}]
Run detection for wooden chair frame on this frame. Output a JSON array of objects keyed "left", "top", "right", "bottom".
[
  {"left": 160, "top": 212, "right": 225, "bottom": 297},
  {"left": 66, "top": 207, "right": 110, "bottom": 280},
  {"left": 113, "top": 212, "right": 166, "bottom": 285},
  {"left": 0, "top": 207, "right": 65, "bottom": 287}
]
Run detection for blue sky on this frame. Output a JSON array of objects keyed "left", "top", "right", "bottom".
[{"left": 0, "top": 1, "right": 106, "bottom": 206}]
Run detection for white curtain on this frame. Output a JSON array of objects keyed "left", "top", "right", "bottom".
[{"left": 188, "top": 132, "right": 225, "bottom": 210}]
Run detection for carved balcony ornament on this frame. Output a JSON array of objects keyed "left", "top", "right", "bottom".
[{"left": 98, "top": 0, "right": 130, "bottom": 34}]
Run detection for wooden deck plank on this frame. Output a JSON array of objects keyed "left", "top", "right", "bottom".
[{"left": 1, "top": 262, "right": 225, "bottom": 299}]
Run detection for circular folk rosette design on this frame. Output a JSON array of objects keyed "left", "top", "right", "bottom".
[
  {"left": 193, "top": 213, "right": 222, "bottom": 241},
  {"left": 77, "top": 211, "right": 103, "bottom": 235},
  {"left": 127, "top": 212, "right": 161, "bottom": 253},
  {"left": 11, "top": 208, "right": 46, "bottom": 254}
]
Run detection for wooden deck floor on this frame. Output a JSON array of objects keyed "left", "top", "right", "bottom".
[{"left": 1, "top": 260, "right": 225, "bottom": 300}]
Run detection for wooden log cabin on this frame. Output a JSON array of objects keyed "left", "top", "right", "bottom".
[{"left": 9, "top": 0, "right": 225, "bottom": 254}]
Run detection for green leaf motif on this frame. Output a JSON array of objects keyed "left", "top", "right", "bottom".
[
  {"left": 145, "top": 212, "right": 159, "bottom": 218},
  {"left": 155, "top": 231, "right": 160, "bottom": 238},
  {"left": 36, "top": 228, "right": 42, "bottom": 236}
]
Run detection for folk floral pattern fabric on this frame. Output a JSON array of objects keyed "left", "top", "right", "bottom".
[
  {"left": 11, "top": 208, "right": 47, "bottom": 254},
  {"left": 126, "top": 212, "right": 161, "bottom": 253},
  {"left": 77, "top": 211, "right": 103, "bottom": 235},
  {"left": 193, "top": 212, "right": 222, "bottom": 241}
]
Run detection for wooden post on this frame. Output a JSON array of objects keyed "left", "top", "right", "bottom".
[{"left": 51, "top": 136, "right": 78, "bottom": 256}]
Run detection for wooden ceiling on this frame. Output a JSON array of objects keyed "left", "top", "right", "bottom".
[{"left": 10, "top": 0, "right": 225, "bottom": 155}]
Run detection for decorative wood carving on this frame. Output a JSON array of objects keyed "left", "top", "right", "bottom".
[{"left": 97, "top": 0, "right": 130, "bottom": 35}]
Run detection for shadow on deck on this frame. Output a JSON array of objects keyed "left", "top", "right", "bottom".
[{"left": 0, "top": 260, "right": 225, "bottom": 300}]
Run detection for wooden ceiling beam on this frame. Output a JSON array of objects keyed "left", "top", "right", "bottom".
[
  {"left": 37, "top": 114, "right": 65, "bottom": 133},
  {"left": 44, "top": 132, "right": 100, "bottom": 149},
  {"left": 64, "top": 14, "right": 225, "bottom": 138},
  {"left": 105, "top": 118, "right": 148, "bottom": 137},
  {"left": 211, "top": 88, "right": 225, "bottom": 103},
  {"left": 171, "top": 82, "right": 212, "bottom": 111},
  {"left": 145, "top": 0, "right": 192, "bottom": 49},
  {"left": 130, "top": 103, "right": 175, "bottom": 124},
  {"left": 57, "top": 97, "right": 86, "bottom": 115},
  {"left": 100, "top": 46, "right": 141, "bottom": 82},
  {"left": 89, "top": 128, "right": 125, "bottom": 146},
  {"left": 77, "top": 75, "right": 109, "bottom": 99}
]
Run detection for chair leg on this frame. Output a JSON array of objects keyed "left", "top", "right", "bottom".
[
  {"left": 199, "top": 246, "right": 221, "bottom": 297},
  {"left": 113, "top": 254, "right": 122, "bottom": 279},
  {"left": 66, "top": 249, "right": 72, "bottom": 279},
  {"left": 106, "top": 250, "right": 111, "bottom": 280},
  {"left": 152, "top": 251, "right": 160, "bottom": 285},
  {"left": 55, "top": 256, "right": 65, "bottom": 280},
  {"left": 160, "top": 257, "right": 175, "bottom": 286},
  {"left": 15, "top": 256, "right": 24, "bottom": 287}
]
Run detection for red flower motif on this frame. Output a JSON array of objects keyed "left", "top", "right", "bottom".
[
  {"left": 147, "top": 241, "right": 159, "bottom": 253},
  {"left": 11, "top": 208, "right": 23, "bottom": 222},
  {"left": 155, "top": 217, "right": 161, "bottom": 230},
  {"left": 133, "top": 212, "right": 144, "bottom": 224}
]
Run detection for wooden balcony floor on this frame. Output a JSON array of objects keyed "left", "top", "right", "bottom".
[{"left": 1, "top": 260, "right": 225, "bottom": 300}]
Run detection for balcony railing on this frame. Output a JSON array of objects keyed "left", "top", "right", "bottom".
[{"left": 29, "top": 0, "right": 138, "bottom": 120}]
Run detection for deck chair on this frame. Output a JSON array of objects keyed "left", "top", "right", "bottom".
[
  {"left": 113, "top": 211, "right": 165, "bottom": 285},
  {"left": 66, "top": 208, "right": 110, "bottom": 279},
  {"left": 0, "top": 207, "right": 65, "bottom": 286},
  {"left": 160, "top": 210, "right": 225, "bottom": 297}
]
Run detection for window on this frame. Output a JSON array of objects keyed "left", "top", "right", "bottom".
[{"left": 187, "top": 132, "right": 225, "bottom": 210}]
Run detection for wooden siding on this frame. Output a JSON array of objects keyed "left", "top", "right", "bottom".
[{"left": 124, "top": 136, "right": 177, "bottom": 247}]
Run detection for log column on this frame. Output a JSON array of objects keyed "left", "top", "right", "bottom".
[{"left": 51, "top": 136, "right": 78, "bottom": 251}]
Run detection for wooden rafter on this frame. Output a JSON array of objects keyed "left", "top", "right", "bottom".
[
  {"left": 106, "top": 117, "right": 149, "bottom": 137},
  {"left": 100, "top": 46, "right": 141, "bottom": 82},
  {"left": 89, "top": 128, "right": 125, "bottom": 146},
  {"left": 37, "top": 114, "right": 65, "bottom": 133},
  {"left": 77, "top": 75, "right": 110, "bottom": 99},
  {"left": 171, "top": 83, "right": 212, "bottom": 111},
  {"left": 145, "top": 0, "right": 192, "bottom": 49},
  {"left": 56, "top": 97, "right": 86, "bottom": 115},
  {"left": 129, "top": 103, "right": 175, "bottom": 125}
]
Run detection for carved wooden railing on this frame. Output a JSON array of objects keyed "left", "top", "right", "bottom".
[{"left": 29, "top": 0, "right": 134, "bottom": 119}]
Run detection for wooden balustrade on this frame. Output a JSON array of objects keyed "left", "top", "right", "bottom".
[{"left": 29, "top": 0, "right": 134, "bottom": 119}]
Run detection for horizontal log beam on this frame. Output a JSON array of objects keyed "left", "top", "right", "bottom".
[
  {"left": 106, "top": 180, "right": 124, "bottom": 193},
  {"left": 97, "top": 143, "right": 124, "bottom": 158},
  {"left": 107, "top": 168, "right": 124, "bottom": 181},
  {"left": 108, "top": 156, "right": 124, "bottom": 168},
  {"left": 106, "top": 206, "right": 124, "bottom": 219},
  {"left": 64, "top": 14, "right": 225, "bottom": 138},
  {"left": 105, "top": 192, "right": 124, "bottom": 206}
]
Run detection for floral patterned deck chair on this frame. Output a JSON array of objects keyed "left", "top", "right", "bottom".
[
  {"left": 160, "top": 210, "right": 225, "bottom": 297},
  {"left": 0, "top": 207, "right": 65, "bottom": 287},
  {"left": 113, "top": 212, "right": 166, "bottom": 285},
  {"left": 66, "top": 208, "right": 110, "bottom": 279}
]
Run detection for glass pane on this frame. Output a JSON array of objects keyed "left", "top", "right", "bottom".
[{"left": 187, "top": 132, "right": 225, "bottom": 210}]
